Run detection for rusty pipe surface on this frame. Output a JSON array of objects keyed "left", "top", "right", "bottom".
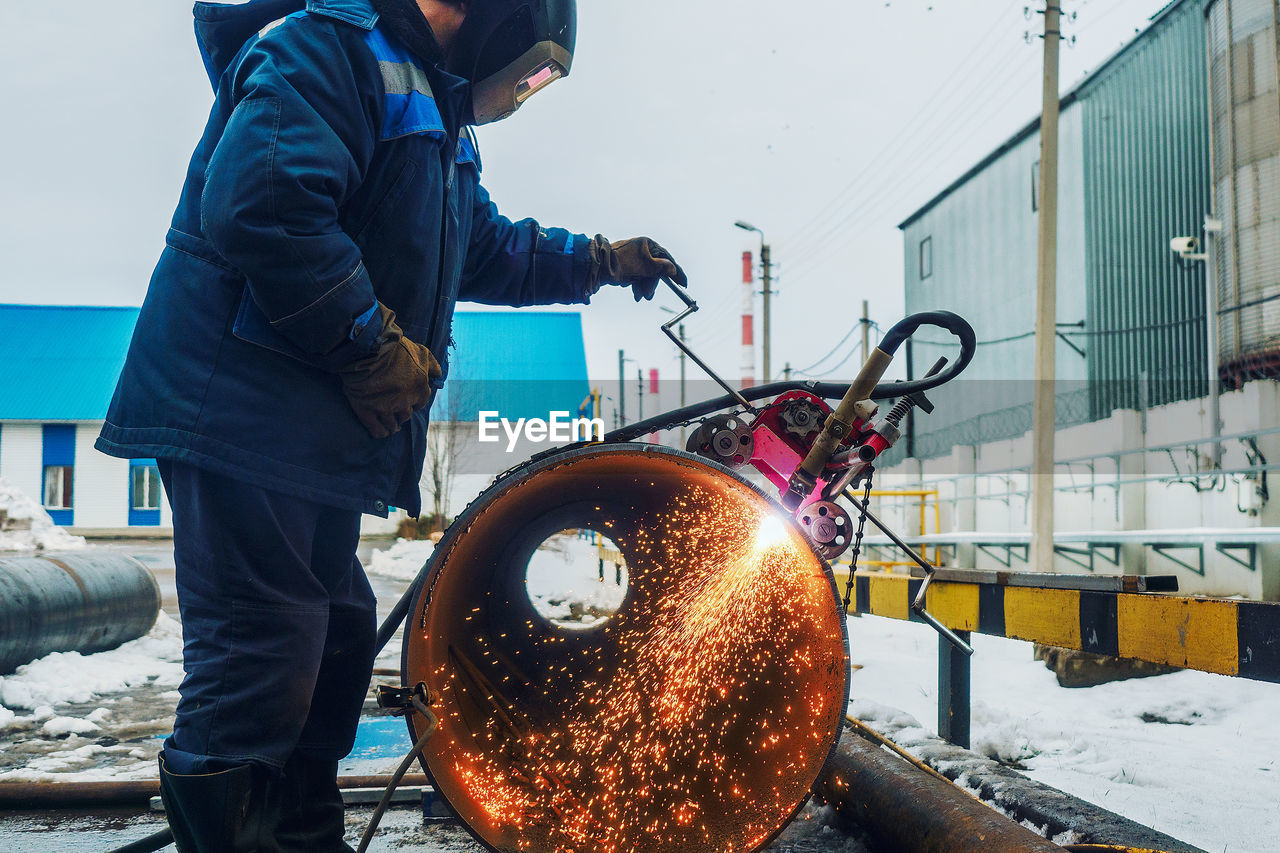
[
  {"left": 0, "top": 775, "right": 431, "bottom": 809},
  {"left": 404, "top": 444, "right": 851, "bottom": 853},
  {"left": 815, "top": 729, "right": 1064, "bottom": 853}
]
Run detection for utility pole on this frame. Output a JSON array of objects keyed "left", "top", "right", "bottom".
[
  {"left": 618, "top": 349, "right": 627, "bottom": 427},
  {"left": 679, "top": 324, "right": 688, "bottom": 448},
  {"left": 784, "top": 362, "right": 792, "bottom": 382},
  {"left": 762, "top": 243, "right": 774, "bottom": 382},
  {"left": 637, "top": 369, "right": 644, "bottom": 422},
  {"left": 1031, "top": 1, "right": 1062, "bottom": 573},
  {"left": 1204, "top": 216, "right": 1224, "bottom": 468},
  {"left": 860, "top": 300, "right": 872, "bottom": 365}
]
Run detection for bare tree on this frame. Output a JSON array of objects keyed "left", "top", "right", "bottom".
[{"left": 422, "top": 383, "right": 471, "bottom": 533}]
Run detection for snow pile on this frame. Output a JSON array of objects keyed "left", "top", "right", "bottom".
[
  {"left": 368, "top": 538, "right": 434, "bottom": 581},
  {"left": 1, "top": 741, "right": 158, "bottom": 782},
  {"left": 525, "top": 535, "right": 627, "bottom": 628},
  {"left": 846, "top": 616, "right": 1280, "bottom": 853},
  {"left": 0, "top": 477, "right": 86, "bottom": 552},
  {"left": 0, "top": 611, "right": 183, "bottom": 719}
]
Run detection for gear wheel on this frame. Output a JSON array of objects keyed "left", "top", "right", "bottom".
[
  {"left": 796, "top": 500, "right": 854, "bottom": 561},
  {"left": 686, "top": 414, "right": 754, "bottom": 468},
  {"left": 779, "top": 400, "right": 826, "bottom": 438}
]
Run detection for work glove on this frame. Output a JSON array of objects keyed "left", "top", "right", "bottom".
[
  {"left": 588, "top": 236, "right": 688, "bottom": 302},
  {"left": 338, "top": 304, "right": 442, "bottom": 439}
]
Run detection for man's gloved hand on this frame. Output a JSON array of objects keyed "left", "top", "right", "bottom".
[
  {"left": 338, "top": 304, "right": 442, "bottom": 439},
  {"left": 589, "top": 236, "right": 688, "bottom": 302}
]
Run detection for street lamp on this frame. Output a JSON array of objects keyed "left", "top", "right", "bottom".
[{"left": 735, "top": 221, "right": 774, "bottom": 382}]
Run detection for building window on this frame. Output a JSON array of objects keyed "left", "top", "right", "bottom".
[
  {"left": 43, "top": 466, "right": 73, "bottom": 510},
  {"left": 919, "top": 236, "right": 933, "bottom": 280},
  {"left": 1031, "top": 160, "right": 1041, "bottom": 212},
  {"left": 132, "top": 465, "right": 160, "bottom": 510},
  {"left": 129, "top": 460, "right": 162, "bottom": 527},
  {"left": 42, "top": 424, "right": 76, "bottom": 526}
]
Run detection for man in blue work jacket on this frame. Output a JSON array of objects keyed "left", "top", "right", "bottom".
[{"left": 97, "top": 1, "right": 685, "bottom": 849}]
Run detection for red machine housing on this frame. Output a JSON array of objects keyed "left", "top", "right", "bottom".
[{"left": 748, "top": 391, "right": 875, "bottom": 509}]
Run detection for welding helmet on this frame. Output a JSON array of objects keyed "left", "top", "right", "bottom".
[{"left": 449, "top": 0, "right": 576, "bottom": 125}]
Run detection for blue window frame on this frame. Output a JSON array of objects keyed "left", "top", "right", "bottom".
[
  {"left": 129, "top": 459, "right": 162, "bottom": 527},
  {"left": 42, "top": 424, "right": 75, "bottom": 526}
]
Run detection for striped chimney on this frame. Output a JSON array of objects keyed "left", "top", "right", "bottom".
[{"left": 742, "top": 251, "right": 755, "bottom": 389}]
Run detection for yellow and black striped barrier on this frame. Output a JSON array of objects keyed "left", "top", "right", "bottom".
[{"left": 837, "top": 570, "right": 1280, "bottom": 684}]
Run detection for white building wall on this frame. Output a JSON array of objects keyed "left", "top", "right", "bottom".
[
  {"left": 885, "top": 381, "right": 1280, "bottom": 600},
  {"left": 1, "top": 423, "right": 45, "bottom": 509},
  {"left": 76, "top": 422, "right": 129, "bottom": 529}
]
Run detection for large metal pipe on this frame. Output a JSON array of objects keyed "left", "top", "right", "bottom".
[
  {"left": 815, "top": 728, "right": 1064, "bottom": 853},
  {"left": 0, "top": 553, "right": 160, "bottom": 674},
  {"left": 403, "top": 444, "right": 851, "bottom": 853}
]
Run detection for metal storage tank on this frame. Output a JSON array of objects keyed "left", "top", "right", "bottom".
[{"left": 1207, "top": 0, "right": 1280, "bottom": 381}]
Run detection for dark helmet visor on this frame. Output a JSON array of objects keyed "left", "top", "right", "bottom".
[{"left": 450, "top": 0, "right": 576, "bottom": 125}]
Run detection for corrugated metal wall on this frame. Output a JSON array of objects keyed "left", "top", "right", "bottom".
[
  {"left": 1077, "top": 0, "right": 1214, "bottom": 419},
  {"left": 900, "top": 107, "right": 1090, "bottom": 460}
]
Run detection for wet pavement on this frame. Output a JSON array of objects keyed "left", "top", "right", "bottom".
[{"left": 2, "top": 797, "right": 872, "bottom": 852}]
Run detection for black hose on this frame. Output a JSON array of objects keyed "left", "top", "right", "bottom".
[
  {"left": 355, "top": 698, "right": 438, "bottom": 853},
  {"left": 879, "top": 310, "right": 974, "bottom": 356},
  {"left": 606, "top": 311, "right": 976, "bottom": 444},
  {"left": 107, "top": 827, "right": 173, "bottom": 853}
]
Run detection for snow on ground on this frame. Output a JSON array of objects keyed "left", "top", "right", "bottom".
[
  {"left": 369, "top": 533, "right": 628, "bottom": 629},
  {"left": 0, "top": 478, "right": 86, "bottom": 552},
  {"left": 525, "top": 534, "right": 628, "bottom": 627},
  {"left": 0, "top": 611, "right": 183, "bottom": 782},
  {"left": 0, "top": 611, "right": 182, "bottom": 716},
  {"left": 846, "top": 615, "right": 1280, "bottom": 853},
  {"left": 367, "top": 537, "right": 434, "bottom": 581}
]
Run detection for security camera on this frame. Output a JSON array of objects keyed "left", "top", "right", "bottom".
[{"left": 1170, "top": 236, "right": 1200, "bottom": 258}]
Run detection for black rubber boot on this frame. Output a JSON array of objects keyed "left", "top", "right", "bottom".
[
  {"left": 275, "top": 755, "right": 355, "bottom": 852},
  {"left": 159, "top": 755, "right": 281, "bottom": 852}
]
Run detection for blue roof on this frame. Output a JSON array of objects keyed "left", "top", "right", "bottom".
[
  {"left": 438, "top": 312, "right": 592, "bottom": 421},
  {"left": 0, "top": 305, "right": 589, "bottom": 422},
  {"left": 0, "top": 305, "right": 139, "bottom": 421}
]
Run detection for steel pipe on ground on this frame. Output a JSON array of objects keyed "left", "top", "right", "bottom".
[
  {"left": 0, "top": 775, "right": 432, "bottom": 809},
  {"left": 815, "top": 729, "right": 1064, "bottom": 853},
  {"left": 0, "top": 553, "right": 160, "bottom": 674}
]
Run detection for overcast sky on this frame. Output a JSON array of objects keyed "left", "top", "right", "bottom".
[{"left": 1, "top": 0, "right": 1173, "bottom": 383}]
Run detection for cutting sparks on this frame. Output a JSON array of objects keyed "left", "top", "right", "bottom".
[{"left": 408, "top": 461, "right": 849, "bottom": 853}]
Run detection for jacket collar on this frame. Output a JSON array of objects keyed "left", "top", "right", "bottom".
[
  {"left": 194, "top": 0, "right": 380, "bottom": 90},
  {"left": 305, "top": 0, "right": 379, "bottom": 30}
]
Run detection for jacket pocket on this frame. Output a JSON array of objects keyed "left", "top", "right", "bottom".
[
  {"left": 354, "top": 158, "right": 420, "bottom": 248},
  {"left": 231, "top": 285, "right": 329, "bottom": 370}
]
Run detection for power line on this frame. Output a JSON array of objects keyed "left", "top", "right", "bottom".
[
  {"left": 781, "top": 11, "right": 1037, "bottom": 261},
  {"left": 795, "top": 323, "right": 883, "bottom": 379},
  {"left": 780, "top": 0, "right": 1028, "bottom": 248},
  {"left": 782, "top": 46, "right": 1044, "bottom": 274},
  {"left": 791, "top": 321, "right": 863, "bottom": 375}
]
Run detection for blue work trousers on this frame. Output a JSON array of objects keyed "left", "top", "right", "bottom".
[{"left": 159, "top": 461, "right": 377, "bottom": 776}]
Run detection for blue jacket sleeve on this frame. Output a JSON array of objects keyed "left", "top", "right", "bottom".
[
  {"left": 459, "top": 182, "right": 596, "bottom": 307},
  {"left": 200, "top": 17, "right": 381, "bottom": 360}
]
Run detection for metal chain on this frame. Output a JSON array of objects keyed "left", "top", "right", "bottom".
[{"left": 841, "top": 470, "right": 875, "bottom": 614}]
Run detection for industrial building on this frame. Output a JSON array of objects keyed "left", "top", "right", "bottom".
[
  {"left": 0, "top": 305, "right": 590, "bottom": 536},
  {"left": 900, "top": 0, "right": 1277, "bottom": 453},
  {"left": 888, "top": 0, "right": 1280, "bottom": 598}
]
